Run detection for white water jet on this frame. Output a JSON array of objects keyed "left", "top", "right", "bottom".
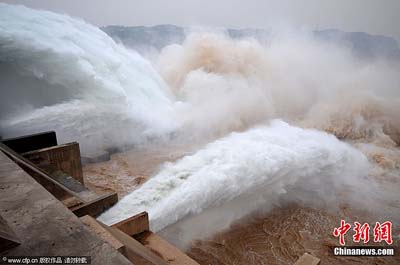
[
  {"left": 99, "top": 120, "right": 370, "bottom": 233},
  {"left": 0, "top": 4, "right": 176, "bottom": 155},
  {"left": 1, "top": 5, "right": 399, "bottom": 248}
]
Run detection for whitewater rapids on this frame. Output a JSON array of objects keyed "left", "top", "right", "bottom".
[{"left": 98, "top": 120, "right": 370, "bottom": 231}]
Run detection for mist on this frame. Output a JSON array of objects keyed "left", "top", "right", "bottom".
[
  {"left": 1, "top": 4, "right": 399, "bottom": 250},
  {"left": 103, "top": 28, "right": 400, "bottom": 246}
]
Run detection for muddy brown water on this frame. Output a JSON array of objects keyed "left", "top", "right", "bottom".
[{"left": 83, "top": 145, "right": 400, "bottom": 265}]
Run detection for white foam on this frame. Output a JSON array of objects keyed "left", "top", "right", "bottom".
[
  {"left": 0, "top": 4, "right": 176, "bottom": 154},
  {"left": 98, "top": 120, "right": 370, "bottom": 234},
  {"left": 1, "top": 5, "right": 398, "bottom": 246}
]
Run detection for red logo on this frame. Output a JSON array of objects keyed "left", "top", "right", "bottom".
[
  {"left": 373, "top": 221, "right": 393, "bottom": 245},
  {"left": 333, "top": 220, "right": 351, "bottom": 246},
  {"left": 353, "top": 222, "right": 370, "bottom": 244},
  {"left": 333, "top": 220, "right": 393, "bottom": 246}
]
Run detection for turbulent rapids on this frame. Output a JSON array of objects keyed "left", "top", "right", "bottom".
[
  {"left": 0, "top": 4, "right": 176, "bottom": 155},
  {"left": 1, "top": 4, "right": 400, "bottom": 262},
  {"left": 98, "top": 120, "right": 370, "bottom": 230}
]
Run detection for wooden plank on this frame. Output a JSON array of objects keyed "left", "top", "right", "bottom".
[
  {"left": 0, "top": 143, "right": 82, "bottom": 199},
  {"left": 20, "top": 166, "right": 74, "bottom": 201},
  {"left": 71, "top": 192, "right": 119, "bottom": 217},
  {"left": 112, "top": 212, "right": 149, "bottom": 236},
  {"left": 135, "top": 231, "right": 200, "bottom": 265},
  {"left": 2, "top": 131, "right": 57, "bottom": 154},
  {"left": 294, "top": 253, "right": 321, "bottom": 265},
  {"left": 0, "top": 214, "right": 20, "bottom": 252},
  {"left": 96, "top": 218, "right": 168, "bottom": 265},
  {"left": 21, "top": 163, "right": 102, "bottom": 204},
  {"left": 23, "top": 142, "right": 84, "bottom": 184},
  {"left": 0, "top": 143, "right": 100, "bottom": 204},
  {"left": 30, "top": 164, "right": 87, "bottom": 194},
  {"left": 1, "top": 143, "right": 118, "bottom": 218},
  {"left": 80, "top": 215, "right": 124, "bottom": 252}
]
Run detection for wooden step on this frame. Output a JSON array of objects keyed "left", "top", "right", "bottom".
[
  {"left": 81, "top": 215, "right": 166, "bottom": 265},
  {"left": 135, "top": 231, "right": 199, "bottom": 265}
]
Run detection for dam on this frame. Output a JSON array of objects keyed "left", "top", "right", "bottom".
[
  {"left": 1, "top": 3, "right": 399, "bottom": 264},
  {"left": 0, "top": 132, "right": 199, "bottom": 265}
]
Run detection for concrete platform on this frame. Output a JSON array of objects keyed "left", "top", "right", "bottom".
[{"left": 0, "top": 151, "right": 132, "bottom": 264}]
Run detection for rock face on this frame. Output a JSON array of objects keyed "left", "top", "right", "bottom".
[{"left": 102, "top": 25, "right": 400, "bottom": 61}]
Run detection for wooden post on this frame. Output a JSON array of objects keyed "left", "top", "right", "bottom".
[{"left": 112, "top": 212, "right": 149, "bottom": 236}]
